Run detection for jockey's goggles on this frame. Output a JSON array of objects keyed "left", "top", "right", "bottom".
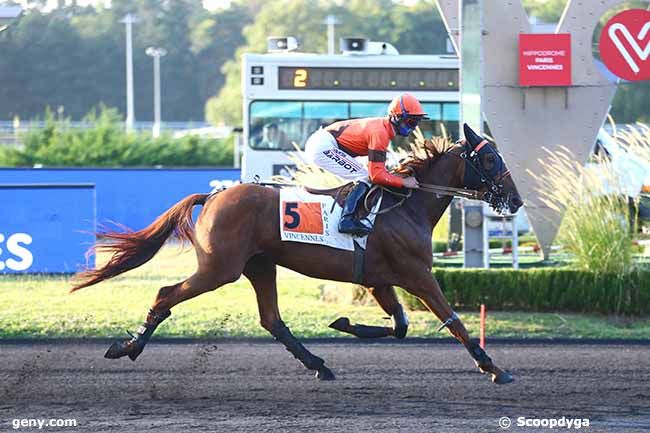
[{"left": 402, "top": 116, "right": 424, "bottom": 128}]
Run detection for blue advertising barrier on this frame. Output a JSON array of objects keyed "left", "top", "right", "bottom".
[
  {"left": 0, "top": 184, "right": 96, "bottom": 273},
  {"left": 0, "top": 168, "right": 241, "bottom": 231}
]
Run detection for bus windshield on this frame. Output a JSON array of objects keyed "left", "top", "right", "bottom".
[{"left": 248, "top": 100, "right": 459, "bottom": 151}]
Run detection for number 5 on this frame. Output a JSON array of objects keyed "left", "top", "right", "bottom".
[
  {"left": 294, "top": 69, "right": 307, "bottom": 88},
  {"left": 284, "top": 202, "right": 301, "bottom": 229}
]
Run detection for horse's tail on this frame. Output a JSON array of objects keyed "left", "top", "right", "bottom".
[{"left": 71, "top": 193, "right": 210, "bottom": 292}]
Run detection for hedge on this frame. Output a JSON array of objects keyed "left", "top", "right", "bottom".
[
  {"left": 0, "top": 107, "right": 234, "bottom": 167},
  {"left": 397, "top": 268, "right": 650, "bottom": 315}
]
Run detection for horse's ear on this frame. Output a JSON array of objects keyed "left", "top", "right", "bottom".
[{"left": 463, "top": 123, "right": 483, "bottom": 148}]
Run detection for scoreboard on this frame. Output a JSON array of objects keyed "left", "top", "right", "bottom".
[{"left": 278, "top": 67, "right": 459, "bottom": 91}]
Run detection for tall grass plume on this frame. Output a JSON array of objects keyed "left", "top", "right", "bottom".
[{"left": 530, "top": 147, "right": 635, "bottom": 277}]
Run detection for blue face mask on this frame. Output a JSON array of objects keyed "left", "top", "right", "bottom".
[
  {"left": 395, "top": 117, "right": 419, "bottom": 137},
  {"left": 396, "top": 123, "right": 414, "bottom": 137}
]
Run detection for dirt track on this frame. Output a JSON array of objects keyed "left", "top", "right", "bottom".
[{"left": 1, "top": 340, "right": 649, "bottom": 432}]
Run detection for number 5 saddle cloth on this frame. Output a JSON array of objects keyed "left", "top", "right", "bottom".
[{"left": 279, "top": 183, "right": 382, "bottom": 251}]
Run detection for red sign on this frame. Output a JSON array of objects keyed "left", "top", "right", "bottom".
[
  {"left": 599, "top": 9, "right": 650, "bottom": 82},
  {"left": 519, "top": 33, "right": 572, "bottom": 86}
]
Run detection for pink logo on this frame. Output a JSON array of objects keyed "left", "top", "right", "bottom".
[{"left": 600, "top": 9, "right": 650, "bottom": 81}]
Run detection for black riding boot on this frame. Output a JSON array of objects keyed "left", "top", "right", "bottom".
[{"left": 338, "top": 182, "right": 372, "bottom": 237}]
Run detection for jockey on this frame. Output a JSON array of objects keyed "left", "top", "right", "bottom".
[{"left": 304, "top": 93, "right": 426, "bottom": 236}]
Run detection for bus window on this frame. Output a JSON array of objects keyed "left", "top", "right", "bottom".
[
  {"left": 422, "top": 103, "right": 442, "bottom": 121},
  {"left": 442, "top": 103, "right": 460, "bottom": 140},
  {"left": 303, "top": 101, "right": 348, "bottom": 121},
  {"left": 420, "top": 102, "right": 450, "bottom": 138},
  {"left": 249, "top": 101, "right": 302, "bottom": 150},
  {"left": 350, "top": 102, "right": 386, "bottom": 118},
  {"left": 417, "top": 103, "right": 443, "bottom": 140},
  {"left": 303, "top": 102, "right": 348, "bottom": 144}
]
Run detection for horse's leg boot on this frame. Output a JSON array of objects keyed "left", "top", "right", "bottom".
[
  {"left": 466, "top": 340, "right": 514, "bottom": 384},
  {"left": 390, "top": 304, "right": 409, "bottom": 339},
  {"left": 105, "top": 309, "right": 171, "bottom": 361},
  {"left": 329, "top": 317, "right": 392, "bottom": 338},
  {"left": 271, "top": 320, "right": 335, "bottom": 380}
]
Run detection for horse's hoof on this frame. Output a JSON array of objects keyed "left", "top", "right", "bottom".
[
  {"left": 315, "top": 366, "right": 336, "bottom": 381},
  {"left": 491, "top": 370, "right": 514, "bottom": 385},
  {"left": 104, "top": 340, "right": 142, "bottom": 361}
]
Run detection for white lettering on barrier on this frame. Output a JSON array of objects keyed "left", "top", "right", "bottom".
[
  {"left": 0, "top": 233, "right": 34, "bottom": 271},
  {"left": 209, "top": 179, "right": 240, "bottom": 191}
]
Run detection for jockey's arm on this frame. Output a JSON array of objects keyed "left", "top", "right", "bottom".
[{"left": 367, "top": 137, "right": 404, "bottom": 188}]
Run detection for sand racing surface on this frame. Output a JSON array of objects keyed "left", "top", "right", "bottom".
[{"left": 1, "top": 340, "right": 649, "bottom": 432}]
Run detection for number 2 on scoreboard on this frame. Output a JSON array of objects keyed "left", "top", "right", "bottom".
[{"left": 293, "top": 69, "right": 307, "bottom": 87}]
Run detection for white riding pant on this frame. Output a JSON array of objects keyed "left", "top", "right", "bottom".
[{"left": 304, "top": 128, "right": 368, "bottom": 181}]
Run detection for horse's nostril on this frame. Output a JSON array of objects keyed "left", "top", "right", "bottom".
[{"left": 511, "top": 196, "right": 523, "bottom": 208}]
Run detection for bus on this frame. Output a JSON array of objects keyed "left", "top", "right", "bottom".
[{"left": 241, "top": 47, "right": 460, "bottom": 181}]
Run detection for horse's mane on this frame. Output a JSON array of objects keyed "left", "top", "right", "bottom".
[{"left": 393, "top": 135, "right": 456, "bottom": 176}]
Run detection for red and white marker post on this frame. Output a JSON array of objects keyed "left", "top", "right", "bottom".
[{"left": 480, "top": 304, "right": 486, "bottom": 349}]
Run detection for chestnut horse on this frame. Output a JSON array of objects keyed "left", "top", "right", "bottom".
[{"left": 72, "top": 123, "right": 523, "bottom": 384}]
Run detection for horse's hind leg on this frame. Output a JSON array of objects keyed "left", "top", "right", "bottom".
[
  {"left": 105, "top": 267, "right": 240, "bottom": 361},
  {"left": 244, "top": 254, "right": 336, "bottom": 381},
  {"left": 329, "top": 285, "right": 409, "bottom": 339}
]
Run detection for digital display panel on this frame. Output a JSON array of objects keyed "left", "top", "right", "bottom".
[{"left": 278, "top": 67, "right": 459, "bottom": 91}]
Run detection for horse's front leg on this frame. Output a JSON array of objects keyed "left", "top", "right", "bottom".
[
  {"left": 403, "top": 275, "right": 514, "bottom": 384},
  {"left": 329, "top": 285, "right": 408, "bottom": 339}
]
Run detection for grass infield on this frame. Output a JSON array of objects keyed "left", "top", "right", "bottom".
[{"left": 1, "top": 246, "right": 649, "bottom": 339}]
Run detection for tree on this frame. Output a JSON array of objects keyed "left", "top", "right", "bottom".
[
  {"left": 0, "top": 0, "right": 249, "bottom": 122},
  {"left": 192, "top": 4, "right": 251, "bottom": 118},
  {"left": 521, "top": 0, "right": 566, "bottom": 23}
]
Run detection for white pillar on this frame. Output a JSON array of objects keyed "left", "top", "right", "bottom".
[
  {"left": 323, "top": 15, "right": 339, "bottom": 55},
  {"left": 146, "top": 47, "right": 167, "bottom": 138},
  {"left": 122, "top": 14, "right": 138, "bottom": 133},
  {"left": 153, "top": 54, "right": 161, "bottom": 137}
]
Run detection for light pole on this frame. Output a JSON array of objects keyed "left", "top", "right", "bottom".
[
  {"left": 121, "top": 13, "right": 138, "bottom": 132},
  {"left": 0, "top": 6, "right": 22, "bottom": 33},
  {"left": 145, "top": 47, "right": 167, "bottom": 138},
  {"left": 322, "top": 15, "right": 340, "bottom": 55}
]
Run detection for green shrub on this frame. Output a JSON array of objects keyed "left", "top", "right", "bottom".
[
  {"left": 397, "top": 268, "right": 650, "bottom": 315},
  {"left": 0, "top": 107, "right": 234, "bottom": 167}
]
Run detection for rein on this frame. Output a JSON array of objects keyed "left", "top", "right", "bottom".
[
  {"left": 417, "top": 183, "right": 482, "bottom": 200},
  {"left": 364, "top": 182, "right": 483, "bottom": 216}
]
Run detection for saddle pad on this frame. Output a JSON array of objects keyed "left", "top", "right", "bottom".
[{"left": 279, "top": 188, "right": 381, "bottom": 251}]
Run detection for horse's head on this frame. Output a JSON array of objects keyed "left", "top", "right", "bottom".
[{"left": 460, "top": 123, "right": 523, "bottom": 214}]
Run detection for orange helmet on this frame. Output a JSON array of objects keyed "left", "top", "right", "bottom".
[{"left": 387, "top": 93, "right": 428, "bottom": 118}]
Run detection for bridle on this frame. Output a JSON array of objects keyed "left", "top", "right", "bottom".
[{"left": 458, "top": 139, "right": 512, "bottom": 213}]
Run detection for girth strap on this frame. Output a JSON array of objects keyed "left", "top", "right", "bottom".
[{"left": 352, "top": 241, "right": 365, "bottom": 284}]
